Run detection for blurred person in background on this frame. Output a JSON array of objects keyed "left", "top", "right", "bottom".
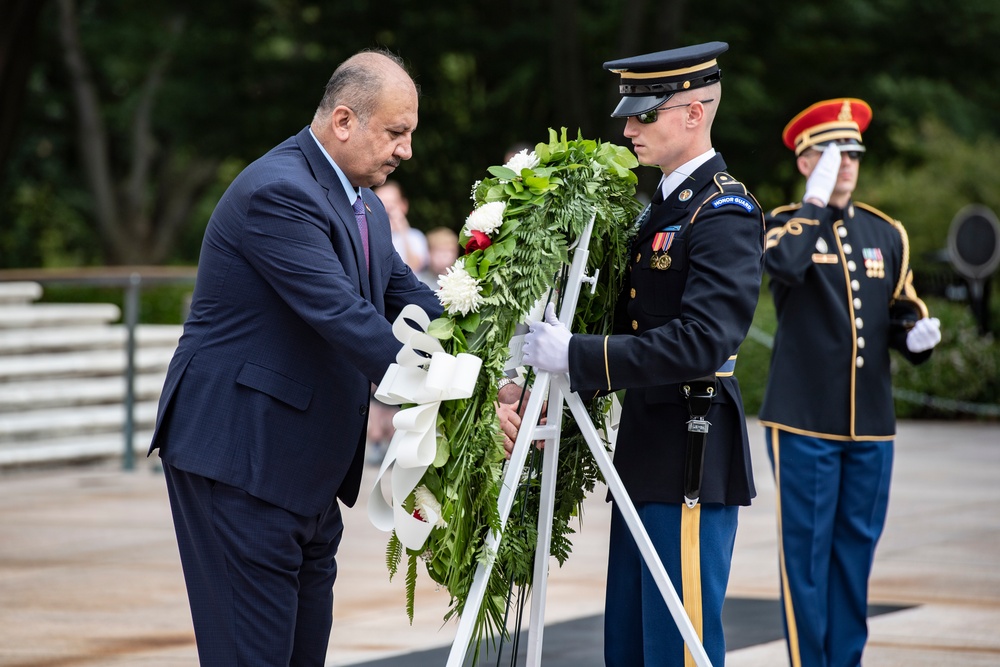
[
  {"left": 419, "top": 225, "right": 460, "bottom": 288},
  {"left": 374, "top": 179, "right": 428, "bottom": 273}
]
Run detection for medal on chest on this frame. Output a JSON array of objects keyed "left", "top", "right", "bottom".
[
  {"left": 650, "top": 225, "right": 681, "bottom": 270},
  {"left": 863, "top": 247, "right": 885, "bottom": 279}
]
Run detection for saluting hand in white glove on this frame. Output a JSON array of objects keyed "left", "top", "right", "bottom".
[
  {"left": 522, "top": 303, "right": 572, "bottom": 374},
  {"left": 803, "top": 143, "right": 841, "bottom": 207},
  {"left": 906, "top": 317, "right": 941, "bottom": 353}
]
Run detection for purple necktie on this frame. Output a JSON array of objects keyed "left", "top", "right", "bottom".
[{"left": 352, "top": 196, "right": 370, "bottom": 268}]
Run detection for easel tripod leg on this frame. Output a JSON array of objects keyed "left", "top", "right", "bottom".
[
  {"left": 558, "top": 376, "right": 713, "bottom": 667},
  {"left": 524, "top": 381, "right": 566, "bottom": 665},
  {"left": 445, "top": 373, "right": 552, "bottom": 667}
]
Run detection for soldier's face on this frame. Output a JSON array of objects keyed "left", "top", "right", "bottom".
[
  {"left": 624, "top": 109, "right": 683, "bottom": 170},
  {"left": 622, "top": 94, "right": 706, "bottom": 173}
]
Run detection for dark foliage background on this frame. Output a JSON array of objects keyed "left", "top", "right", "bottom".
[{"left": 1, "top": 0, "right": 997, "bottom": 415}]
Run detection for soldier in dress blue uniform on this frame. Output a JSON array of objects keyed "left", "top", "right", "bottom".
[
  {"left": 523, "top": 41, "right": 765, "bottom": 667},
  {"left": 759, "top": 98, "right": 941, "bottom": 667}
]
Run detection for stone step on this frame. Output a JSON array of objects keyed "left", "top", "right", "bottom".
[
  {"left": 0, "top": 303, "right": 121, "bottom": 329},
  {"left": 0, "top": 324, "right": 181, "bottom": 355},
  {"left": 0, "top": 282, "right": 43, "bottom": 305},
  {"left": 0, "top": 429, "right": 155, "bottom": 467},
  {"left": 0, "top": 348, "right": 175, "bottom": 382},
  {"left": 0, "top": 401, "right": 159, "bottom": 443},
  {"left": 0, "top": 373, "right": 167, "bottom": 411}
]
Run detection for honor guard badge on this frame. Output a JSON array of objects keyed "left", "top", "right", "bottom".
[
  {"left": 863, "top": 247, "right": 885, "bottom": 278},
  {"left": 711, "top": 195, "right": 755, "bottom": 212},
  {"left": 651, "top": 225, "right": 680, "bottom": 270}
]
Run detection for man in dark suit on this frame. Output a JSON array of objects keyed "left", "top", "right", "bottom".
[
  {"left": 148, "top": 49, "right": 442, "bottom": 665},
  {"left": 523, "top": 42, "right": 764, "bottom": 666}
]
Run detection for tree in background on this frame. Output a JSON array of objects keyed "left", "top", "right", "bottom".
[{"left": 1, "top": 0, "right": 998, "bottom": 278}]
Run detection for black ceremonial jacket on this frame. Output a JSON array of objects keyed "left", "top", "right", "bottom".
[
  {"left": 568, "top": 154, "right": 765, "bottom": 506},
  {"left": 758, "top": 200, "right": 932, "bottom": 441}
]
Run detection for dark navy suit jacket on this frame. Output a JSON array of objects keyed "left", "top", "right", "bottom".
[{"left": 149, "top": 127, "right": 442, "bottom": 516}]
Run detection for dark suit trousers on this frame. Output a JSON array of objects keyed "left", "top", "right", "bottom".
[{"left": 163, "top": 464, "right": 344, "bottom": 666}]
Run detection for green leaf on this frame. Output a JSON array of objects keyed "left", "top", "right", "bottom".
[
  {"left": 457, "top": 311, "right": 481, "bottom": 332},
  {"left": 427, "top": 317, "right": 455, "bottom": 340},
  {"left": 405, "top": 553, "right": 418, "bottom": 622},
  {"left": 462, "top": 252, "right": 481, "bottom": 277},
  {"left": 522, "top": 174, "right": 550, "bottom": 190},
  {"left": 434, "top": 430, "right": 451, "bottom": 467},
  {"left": 488, "top": 165, "right": 518, "bottom": 180}
]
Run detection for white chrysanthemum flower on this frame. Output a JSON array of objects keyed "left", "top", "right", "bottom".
[
  {"left": 504, "top": 148, "right": 540, "bottom": 173},
  {"left": 464, "top": 201, "right": 506, "bottom": 236},
  {"left": 413, "top": 485, "right": 447, "bottom": 528},
  {"left": 437, "top": 263, "right": 483, "bottom": 316}
]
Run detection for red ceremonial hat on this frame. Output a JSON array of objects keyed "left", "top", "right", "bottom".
[{"left": 782, "top": 98, "right": 873, "bottom": 155}]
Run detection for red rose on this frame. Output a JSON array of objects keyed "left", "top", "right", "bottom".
[{"left": 465, "top": 230, "right": 492, "bottom": 253}]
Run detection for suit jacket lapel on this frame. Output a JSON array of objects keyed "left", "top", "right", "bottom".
[
  {"left": 359, "top": 192, "right": 389, "bottom": 314},
  {"left": 295, "top": 127, "right": 372, "bottom": 300}
]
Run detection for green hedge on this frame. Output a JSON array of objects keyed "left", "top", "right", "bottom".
[
  {"left": 890, "top": 299, "right": 1000, "bottom": 419},
  {"left": 737, "top": 288, "right": 999, "bottom": 420},
  {"left": 35, "top": 283, "right": 998, "bottom": 421}
]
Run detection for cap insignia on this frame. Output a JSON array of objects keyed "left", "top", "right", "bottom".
[{"left": 839, "top": 100, "right": 853, "bottom": 121}]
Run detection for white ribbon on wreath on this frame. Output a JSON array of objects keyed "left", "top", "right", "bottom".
[{"left": 367, "top": 304, "right": 482, "bottom": 550}]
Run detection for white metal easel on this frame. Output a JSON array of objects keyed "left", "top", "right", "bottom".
[{"left": 445, "top": 216, "right": 713, "bottom": 667}]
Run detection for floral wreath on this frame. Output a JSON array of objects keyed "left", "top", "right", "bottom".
[{"left": 379, "top": 128, "right": 642, "bottom": 657}]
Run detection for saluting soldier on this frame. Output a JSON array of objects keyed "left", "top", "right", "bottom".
[
  {"left": 759, "top": 98, "right": 941, "bottom": 667},
  {"left": 523, "top": 41, "right": 764, "bottom": 667}
]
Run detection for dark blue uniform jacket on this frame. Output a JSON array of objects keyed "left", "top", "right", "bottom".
[
  {"left": 759, "top": 200, "right": 931, "bottom": 440},
  {"left": 568, "top": 154, "right": 765, "bottom": 506}
]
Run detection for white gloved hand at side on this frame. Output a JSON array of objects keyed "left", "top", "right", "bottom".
[
  {"left": 522, "top": 303, "right": 571, "bottom": 374},
  {"left": 906, "top": 317, "right": 941, "bottom": 353},
  {"left": 803, "top": 143, "right": 841, "bottom": 207}
]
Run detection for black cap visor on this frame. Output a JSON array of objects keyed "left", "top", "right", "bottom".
[{"left": 611, "top": 93, "right": 675, "bottom": 118}]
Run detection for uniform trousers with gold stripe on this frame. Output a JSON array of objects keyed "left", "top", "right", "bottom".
[
  {"left": 604, "top": 501, "right": 738, "bottom": 667},
  {"left": 765, "top": 428, "right": 893, "bottom": 667}
]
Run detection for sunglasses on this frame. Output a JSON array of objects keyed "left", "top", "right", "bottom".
[{"left": 635, "top": 98, "right": 715, "bottom": 124}]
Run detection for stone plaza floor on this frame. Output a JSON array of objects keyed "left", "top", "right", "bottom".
[{"left": 0, "top": 419, "right": 998, "bottom": 666}]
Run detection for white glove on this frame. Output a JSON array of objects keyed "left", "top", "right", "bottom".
[
  {"left": 906, "top": 317, "right": 941, "bottom": 353},
  {"left": 803, "top": 143, "right": 841, "bottom": 207},
  {"left": 522, "top": 303, "right": 571, "bottom": 374}
]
